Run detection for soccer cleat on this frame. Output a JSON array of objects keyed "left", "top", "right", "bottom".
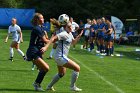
[
  {"left": 31, "top": 67, "right": 35, "bottom": 71},
  {"left": 9, "top": 58, "right": 13, "bottom": 62},
  {"left": 33, "top": 82, "right": 45, "bottom": 91},
  {"left": 46, "top": 86, "right": 56, "bottom": 91},
  {"left": 111, "top": 54, "right": 114, "bottom": 56},
  {"left": 70, "top": 86, "right": 82, "bottom": 92},
  {"left": 96, "top": 50, "right": 100, "bottom": 53},
  {"left": 23, "top": 56, "right": 27, "bottom": 61}
]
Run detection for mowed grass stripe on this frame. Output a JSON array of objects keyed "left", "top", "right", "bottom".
[{"left": 69, "top": 54, "right": 125, "bottom": 93}]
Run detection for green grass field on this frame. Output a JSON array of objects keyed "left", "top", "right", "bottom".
[{"left": 0, "top": 29, "right": 140, "bottom": 93}]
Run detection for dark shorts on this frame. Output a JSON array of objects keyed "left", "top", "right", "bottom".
[
  {"left": 98, "top": 35, "right": 104, "bottom": 39},
  {"left": 105, "top": 36, "right": 113, "bottom": 42},
  {"left": 104, "top": 35, "right": 108, "bottom": 41},
  {"left": 26, "top": 46, "right": 43, "bottom": 61},
  {"left": 84, "top": 36, "right": 89, "bottom": 42},
  {"left": 90, "top": 32, "right": 95, "bottom": 37}
]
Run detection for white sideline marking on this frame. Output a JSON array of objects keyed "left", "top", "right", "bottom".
[{"left": 69, "top": 55, "right": 125, "bottom": 93}]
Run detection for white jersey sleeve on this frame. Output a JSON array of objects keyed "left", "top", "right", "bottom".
[
  {"left": 72, "top": 22, "right": 79, "bottom": 32},
  {"left": 73, "top": 22, "right": 79, "bottom": 28},
  {"left": 16, "top": 25, "right": 21, "bottom": 32}
]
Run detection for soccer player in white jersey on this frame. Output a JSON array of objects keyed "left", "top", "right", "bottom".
[
  {"left": 40, "top": 15, "right": 83, "bottom": 92},
  {"left": 83, "top": 19, "right": 91, "bottom": 50},
  {"left": 5, "top": 18, "right": 26, "bottom": 61},
  {"left": 69, "top": 17, "right": 79, "bottom": 49},
  {"left": 47, "top": 18, "right": 64, "bottom": 59}
]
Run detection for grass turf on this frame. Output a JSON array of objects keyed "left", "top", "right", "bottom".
[{"left": 0, "top": 29, "right": 140, "bottom": 93}]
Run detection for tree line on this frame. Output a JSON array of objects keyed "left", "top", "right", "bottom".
[{"left": 0, "top": 0, "right": 140, "bottom": 22}]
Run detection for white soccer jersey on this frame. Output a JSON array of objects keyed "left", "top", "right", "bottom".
[
  {"left": 8, "top": 24, "right": 21, "bottom": 42},
  {"left": 71, "top": 22, "right": 79, "bottom": 32},
  {"left": 84, "top": 23, "right": 91, "bottom": 36},
  {"left": 55, "top": 31, "right": 74, "bottom": 58},
  {"left": 54, "top": 27, "right": 64, "bottom": 44}
]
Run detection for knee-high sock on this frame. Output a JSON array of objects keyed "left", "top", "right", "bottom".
[
  {"left": 102, "top": 45, "right": 105, "bottom": 53},
  {"left": 100, "top": 45, "right": 103, "bottom": 53},
  {"left": 32, "top": 63, "right": 35, "bottom": 68},
  {"left": 10, "top": 47, "right": 14, "bottom": 58},
  {"left": 112, "top": 46, "right": 114, "bottom": 54},
  {"left": 109, "top": 48, "right": 112, "bottom": 55},
  {"left": 70, "top": 71, "right": 79, "bottom": 87},
  {"left": 106, "top": 48, "right": 109, "bottom": 55},
  {"left": 48, "top": 74, "right": 61, "bottom": 88},
  {"left": 109, "top": 48, "right": 113, "bottom": 55},
  {"left": 105, "top": 46, "right": 107, "bottom": 53},
  {"left": 17, "top": 49, "right": 24, "bottom": 56},
  {"left": 96, "top": 42, "right": 99, "bottom": 51},
  {"left": 50, "top": 49, "right": 55, "bottom": 58},
  {"left": 35, "top": 69, "right": 47, "bottom": 84},
  {"left": 90, "top": 43, "right": 94, "bottom": 51}
]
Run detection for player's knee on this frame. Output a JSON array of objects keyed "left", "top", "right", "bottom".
[
  {"left": 16, "top": 49, "right": 20, "bottom": 51},
  {"left": 44, "top": 66, "right": 49, "bottom": 72},
  {"left": 75, "top": 65, "right": 80, "bottom": 72},
  {"left": 58, "top": 73, "right": 65, "bottom": 78}
]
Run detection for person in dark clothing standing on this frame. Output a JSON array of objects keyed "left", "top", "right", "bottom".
[{"left": 26, "top": 13, "right": 50, "bottom": 91}]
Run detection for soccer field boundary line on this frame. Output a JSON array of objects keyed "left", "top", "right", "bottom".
[{"left": 69, "top": 55, "right": 125, "bottom": 93}]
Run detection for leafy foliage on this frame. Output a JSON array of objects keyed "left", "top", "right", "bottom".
[{"left": 0, "top": 0, "right": 140, "bottom": 20}]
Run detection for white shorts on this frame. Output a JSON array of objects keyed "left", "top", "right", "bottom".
[
  {"left": 13, "top": 38, "right": 20, "bottom": 44},
  {"left": 54, "top": 55, "right": 70, "bottom": 66}
]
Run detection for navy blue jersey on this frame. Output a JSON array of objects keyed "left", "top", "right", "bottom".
[
  {"left": 98, "top": 23, "right": 105, "bottom": 29},
  {"left": 105, "top": 24, "right": 109, "bottom": 31},
  {"left": 98, "top": 23, "right": 106, "bottom": 36},
  {"left": 90, "top": 24, "right": 98, "bottom": 31},
  {"left": 26, "top": 25, "right": 46, "bottom": 61},
  {"left": 105, "top": 24, "right": 113, "bottom": 35},
  {"left": 29, "top": 26, "right": 45, "bottom": 49},
  {"left": 90, "top": 24, "right": 98, "bottom": 37},
  {"left": 104, "top": 24, "right": 114, "bottom": 41}
]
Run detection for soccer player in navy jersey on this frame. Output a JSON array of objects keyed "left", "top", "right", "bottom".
[
  {"left": 97, "top": 18, "right": 106, "bottom": 55},
  {"left": 104, "top": 19, "right": 114, "bottom": 56},
  {"left": 89, "top": 19, "right": 98, "bottom": 51},
  {"left": 26, "top": 13, "right": 50, "bottom": 91}
]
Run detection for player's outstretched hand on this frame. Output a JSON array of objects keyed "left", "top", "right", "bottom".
[
  {"left": 20, "top": 39, "right": 23, "bottom": 43},
  {"left": 40, "top": 46, "right": 47, "bottom": 54}
]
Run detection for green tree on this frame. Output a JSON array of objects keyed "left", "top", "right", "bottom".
[{"left": 0, "top": 0, "right": 23, "bottom": 8}]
